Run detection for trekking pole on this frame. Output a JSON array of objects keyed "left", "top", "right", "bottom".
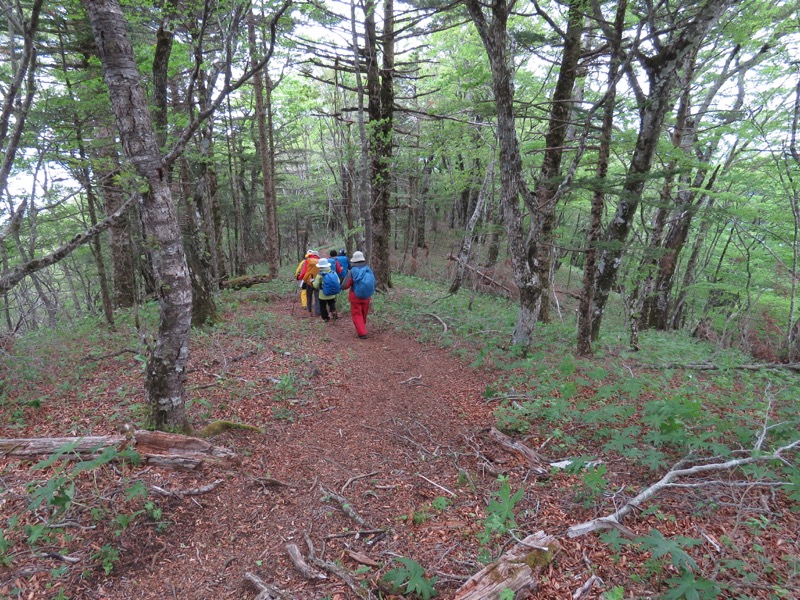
[{"left": 291, "top": 281, "right": 299, "bottom": 315}]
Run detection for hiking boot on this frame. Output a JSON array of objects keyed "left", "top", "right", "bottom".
[{"left": 358, "top": 334, "right": 368, "bottom": 339}]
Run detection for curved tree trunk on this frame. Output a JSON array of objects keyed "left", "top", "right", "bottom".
[
  {"left": 84, "top": 0, "right": 192, "bottom": 431},
  {"left": 590, "top": 0, "right": 735, "bottom": 341},
  {"left": 465, "top": 0, "right": 541, "bottom": 346},
  {"left": 450, "top": 161, "right": 493, "bottom": 294}
]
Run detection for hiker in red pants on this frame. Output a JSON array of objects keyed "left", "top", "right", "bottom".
[{"left": 341, "top": 251, "right": 375, "bottom": 339}]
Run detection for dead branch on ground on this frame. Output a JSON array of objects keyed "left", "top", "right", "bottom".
[
  {"left": 341, "top": 471, "right": 379, "bottom": 493},
  {"left": 421, "top": 312, "right": 448, "bottom": 335},
  {"left": 304, "top": 533, "right": 371, "bottom": 599},
  {"left": 150, "top": 479, "right": 223, "bottom": 498},
  {"left": 221, "top": 275, "right": 272, "bottom": 290},
  {"left": 81, "top": 348, "right": 139, "bottom": 363},
  {"left": 243, "top": 571, "right": 291, "bottom": 600},
  {"left": 446, "top": 254, "right": 513, "bottom": 293},
  {"left": 485, "top": 427, "right": 547, "bottom": 475},
  {"left": 568, "top": 438, "right": 800, "bottom": 538},
  {"left": 285, "top": 543, "right": 327, "bottom": 580},
  {"left": 319, "top": 485, "right": 372, "bottom": 529}
]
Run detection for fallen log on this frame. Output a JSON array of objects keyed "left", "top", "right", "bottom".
[
  {"left": 0, "top": 429, "right": 240, "bottom": 471},
  {"left": 446, "top": 254, "right": 513, "bottom": 293},
  {"left": 485, "top": 427, "right": 547, "bottom": 475},
  {"left": 453, "top": 531, "right": 559, "bottom": 600},
  {"left": 220, "top": 275, "right": 272, "bottom": 290}
]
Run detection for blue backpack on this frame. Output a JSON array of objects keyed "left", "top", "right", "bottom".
[
  {"left": 335, "top": 256, "right": 349, "bottom": 280},
  {"left": 322, "top": 270, "right": 341, "bottom": 295},
  {"left": 351, "top": 266, "right": 375, "bottom": 299}
]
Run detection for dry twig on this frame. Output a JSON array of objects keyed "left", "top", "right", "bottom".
[
  {"left": 285, "top": 543, "right": 327, "bottom": 580},
  {"left": 243, "top": 571, "right": 290, "bottom": 600}
]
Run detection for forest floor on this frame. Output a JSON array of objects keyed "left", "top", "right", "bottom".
[{"left": 1, "top": 285, "right": 798, "bottom": 599}]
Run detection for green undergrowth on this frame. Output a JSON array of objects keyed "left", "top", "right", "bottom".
[
  {"left": 2, "top": 266, "right": 799, "bottom": 599},
  {"left": 362, "top": 270, "right": 800, "bottom": 598}
]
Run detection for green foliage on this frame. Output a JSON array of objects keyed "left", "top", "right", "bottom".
[
  {"left": 478, "top": 476, "right": 524, "bottom": 547},
  {"left": 382, "top": 556, "right": 438, "bottom": 600},
  {"left": 91, "top": 544, "right": 120, "bottom": 575},
  {"left": 430, "top": 496, "right": 450, "bottom": 512},
  {"left": 0, "top": 528, "right": 13, "bottom": 567},
  {"left": 661, "top": 570, "right": 721, "bottom": 600},
  {"left": 603, "top": 587, "right": 625, "bottom": 600}
]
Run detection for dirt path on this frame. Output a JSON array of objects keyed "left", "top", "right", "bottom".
[{"left": 101, "top": 296, "right": 502, "bottom": 599}]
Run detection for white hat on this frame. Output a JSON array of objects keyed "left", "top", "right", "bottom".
[
  {"left": 351, "top": 251, "right": 365, "bottom": 263},
  {"left": 317, "top": 258, "right": 330, "bottom": 269}
]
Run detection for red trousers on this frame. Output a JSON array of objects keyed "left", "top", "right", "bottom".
[{"left": 348, "top": 290, "right": 371, "bottom": 337}]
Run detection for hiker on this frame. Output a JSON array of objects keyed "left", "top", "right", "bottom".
[
  {"left": 341, "top": 250, "right": 375, "bottom": 339},
  {"left": 312, "top": 258, "right": 341, "bottom": 322},
  {"left": 300, "top": 250, "right": 320, "bottom": 315},
  {"left": 334, "top": 248, "right": 349, "bottom": 282},
  {"left": 294, "top": 251, "right": 312, "bottom": 308}
]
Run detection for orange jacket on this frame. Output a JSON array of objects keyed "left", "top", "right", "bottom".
[{"left": 301, "top": 257, "right": 319, "bottom": 284}]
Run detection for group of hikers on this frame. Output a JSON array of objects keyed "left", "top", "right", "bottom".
[{"left": 294, "top": 248, "right": 376, "bottom": 339}]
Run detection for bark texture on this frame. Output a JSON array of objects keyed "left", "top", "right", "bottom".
[
  {"left": 465, "top": 0, "right": 541, "bottom": 346},
  {"left": 83, "top": 0, "right": 193, "bottom": 431},
  {"left": 589, "top": 0, "right": 736, "bottom": 341}
]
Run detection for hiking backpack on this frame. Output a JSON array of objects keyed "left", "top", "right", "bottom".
[
  {"left": 335, "top": 256, "right": 349, "bottom": 280},
  {"left": 351, "top": 266, "right": 375, "bottom": 299},
  {"left": 322, "top": 270, "right": 341, "bottom": 295}
]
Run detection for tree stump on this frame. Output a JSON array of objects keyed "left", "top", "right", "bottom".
[{"left": 453, "top": 531, "right": 559, "bottom": 600}]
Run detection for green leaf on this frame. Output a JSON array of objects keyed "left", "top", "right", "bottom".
[
  {"left": 635, "top": 530, "right": 698, "bottom": 572},
  {"left": 661, "top": 569, "right": 721, "bottom": 599},
  {"left": 31, "top": 442, "right": 80, "bottom": 471}
]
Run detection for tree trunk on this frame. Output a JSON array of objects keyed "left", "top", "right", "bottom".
[
  {"left": 95, "top": 125, "right": 137, "bottom": 308},
  {"left": 180, "top": 157, "right": 219, "bottom": 326},
  {"left": 350, "top": 0, "right": 371, "bottom": 253},
  {"left": 535, "top": 0, "right": 584, "bottom": 324},
  {"left": 577, "top": 0, "right": 626, "bottom": 356},
  {"left": 465, "top": 0, "right": 541, "bottom": 347},
  {"left": 454, "top": 531, "right": 558, "bottom": 599},
  {"left": 590, "top": 0, "right": 734, "bottom": 341},
  {"left": 450, "top": 161, "right": 493, "bottom": 294},
  {"left": 364, "top": 0, "right": 394, "bottom": 290},
  {"left": 0, "top": 430, "right": 239, "bottom": 471},
  {"left": 83, "top": 0, "right": 193, "bottom": 432}
]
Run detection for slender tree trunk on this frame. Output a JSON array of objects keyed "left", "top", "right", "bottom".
[
  {"left": 224, "top": 99, "right": 246, "bottom": 276},
  {"left": 83, "top": 174, "right": 115, "bottom": 327},
  {"left": 786, "top": 76, "right": 800, "bottom": 358},
  {"left": 535, "top": 0, "right": 584, "bottom": 324},
  {"left": 364, "top": 0, "right": 394, "bottom": 289},
  {"left": 95, "top": 125, "right": 137, "bottom": 308},
  {"left": 263, "top": 70, "right": 280, "bottom": 277},
  {"left": 577, "top": 0, "right": 625, "bottom": 356},
  {"left": 350, "top": 0, "right": 370, "bottom": 252},
  {"left": 590, "top": 0, "right": 734, "bottom": 341},
  {"left": 450, "top": 161, "right": 494, "bottom": 294},
  {"left": 84, "top": 0, "right": 192, "bottom": 431}
]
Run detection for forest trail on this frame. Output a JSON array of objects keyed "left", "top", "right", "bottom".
[
  {"left": 7, "top": 293, "right": 521, "bottom": 600},
  {"left": 111, "top": 294, "right": 499, "bottom": 599},
  {"left": 5, "top": 292, "right": 796, "bottom": 599}
]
